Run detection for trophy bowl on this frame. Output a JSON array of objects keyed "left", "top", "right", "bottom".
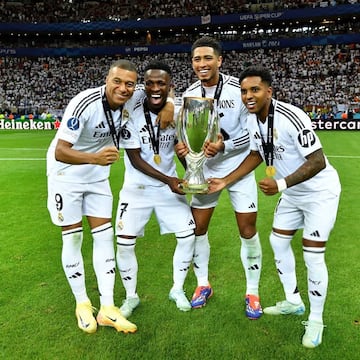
[{"left": 177, "top": 96, "right": 219, "bottom": 194}]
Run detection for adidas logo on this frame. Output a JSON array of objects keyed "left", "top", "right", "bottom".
[
  {"left": 188, "top": 219, "right": 195, "bottom": 226},
  {"left": 309, "top": 290, "right": 322, "bottom": 297},
  {"left": 140, "top": 125, "right": 148, "bottom": 133},
  {"left": 106, "top": 267, "right": 116, "bottom": 274},
  {"left": 69, "top": 271, "right": 82, "bottom": 279},
  {"left": 254, "top": 132, "right": 261, "bottom": 140},
  {"left": 310, "top": 230, "right": 320, "bottom": 237},
  {"left": 95, "top": 121, "right": 106, "bottom": 129},
  {"left": 248, "top": 202, "right": 256, "bottom": 209}
]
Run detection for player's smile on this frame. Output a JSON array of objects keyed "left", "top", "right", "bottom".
[
  {"left": 245, "top": 101, "right": 257, "bottom": 111},
  {"left": 149, "top": 94, "right": 163, "bottom": 106},
  {"left": 192, "top": 46, "right": 222, "bottom": 87},
  {"left": 240, "top": 76, "right": 272, "bottom": 122},
  {"left": 106, "top": 67, "right": 137, "bottom": 110},
  {"left": 144, "top": 69, "right": 171, "bottom": 112},
  {"left": 114, "top": 91, "right": 131, "bottom": 101}
]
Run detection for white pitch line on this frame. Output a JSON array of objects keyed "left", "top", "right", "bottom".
[
  {"left": 327, "top": 155, "right": 360, "bottom": 159},
  {"left": 0, "top": 148, "right": 47, "bottom": 151},
  {"left": 0, "top": 158, "right": 46, "bottom": 160}
]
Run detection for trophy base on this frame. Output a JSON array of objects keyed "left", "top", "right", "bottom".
[{"left": 180, "top": 183, "right": 208, "bottom": 194}]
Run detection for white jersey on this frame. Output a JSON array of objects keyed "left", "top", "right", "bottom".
[
  {"left": 248, "top": 99, "right": 341, "bottom": 197},
  {"left": 46, "top": 85, "right": 141, "bottom": 183},
  {"left": 183, "top": 73, "right": 250, "bottom": 177},
  {"left": 120, "top": 99, "right": 177, "bottom": 187}
]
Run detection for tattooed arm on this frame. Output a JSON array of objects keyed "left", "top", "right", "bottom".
[
  {"left": 285, "top": 148, "right": 326, "bottom": 187},
  {"left": 258, "top": 149, "right": 326, "bottom": 195}
]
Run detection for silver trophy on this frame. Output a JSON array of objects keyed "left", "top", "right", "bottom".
[{"left": 177, "top": 96, "right": 219, "bottom": 194}]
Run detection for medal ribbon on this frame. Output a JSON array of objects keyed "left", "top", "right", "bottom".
[
  {"left": 143, "top": 100, "right": 160, "bottom": 157},
  {"left": 201, "top": 74, "right": 224, "bottom": 101},
  {"left": 258, "top": 101, "right": 275, "bottom": 167},
  {"left": 102, "top": 92, "right": 122, "bottom": 149}
]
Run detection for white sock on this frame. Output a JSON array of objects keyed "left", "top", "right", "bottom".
[
  {"left": 193, "top": 233, "right": 210, "bottom": 287},
  {"left": 270, "top": 231, "right": 302, "bottom": 305},
  {"left": 172, "top": 230, "right": 195, "bottom": 290},
  {"left": 116, "top": 236, "right": 138, "bottom": 298},
  {"left": 61, "top": 227, "right": 88, "bottom": 303},
  {"left": 303, "top": 246, "right": 328, "bottom": 323},
  {"left": 92, "top": 223, "right": 115, "bottom": 307},
  {"left": 240, "top": 232, "right": 262, "bottom": 296}
]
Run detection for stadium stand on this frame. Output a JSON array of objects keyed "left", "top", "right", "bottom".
[{"left": 0, "top": 0, "right": 359, "bottom": 120}]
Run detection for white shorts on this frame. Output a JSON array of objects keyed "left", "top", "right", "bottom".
[
  {"left": 115, "top": 184, "right": 195, "bottom": 236},
  {"left": 47, "top": 177, "right": 113, "bottom": 226},
  {"left": 191, "top": 172, "right": 258, "bottom": 213},
  {"left": 273, "top": 190, "right": 340, "bottom": 242}
]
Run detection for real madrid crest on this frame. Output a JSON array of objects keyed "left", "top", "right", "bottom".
[
  {"left": 117, "top": 220, "right": 124, "bottom": 230},
  {"left": 122, "top": 109, "right": 129, "bottom": 121},
  {"left": 274, "top": 128, "right": 278, "bottom": 141},
  {"left": 58, "top": 212, "right": 64, "bottom": 222}
]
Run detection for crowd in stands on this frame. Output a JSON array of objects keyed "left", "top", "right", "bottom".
[
  {"left": 0, "top": 0, "right": 358, "bottom": 23},
  {"left": 0, "top": 0, "right": 359, "bottom": 119},
  {"left": 1, "top": 18, "right": 359, "bottom": 49},
  {"left": 1, "top": 44, "right": 359, "bottom": 118}
]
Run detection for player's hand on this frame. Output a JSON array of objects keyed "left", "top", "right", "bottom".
[
  {"left": 207, "top": 177, "right": 226, "bottom": 194},
  {"left": 203, "top": 134, "right": 224, "bottom": 158},
  {"left": 258, "top": 177, "right": 279, "bottom": 195},
  {"left": 95, "top": 146, "right": 119, "bottom": 165},
  {"left": 175, "top": 141, "right": 189, "bottom": 159},
  {"left": 167, "top": 177, "right": 186, "bottom": 195}
]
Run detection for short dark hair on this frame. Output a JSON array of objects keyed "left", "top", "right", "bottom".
[
  {"left": 144, "top": 60, "right": 172, "bottom": 77},
  {"left": 191, "top": 36, "right": 222, "bottom": 57},
  {"left": 110, "top": 59, "right": 137, "bottom": 73},
  {"left": 239, "top": 66, "right": 272, "bottom": 86}
]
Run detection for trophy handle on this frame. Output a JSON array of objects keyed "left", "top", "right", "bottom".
[
  {"left": 176, "top": 107, "right": 186, "bottom": 144},
  {"left": 208, "top": 112, "right": 220, "bottom": 143}
]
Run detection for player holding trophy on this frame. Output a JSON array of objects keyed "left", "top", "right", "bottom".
[{"left": 175, "top": 36, "right": 263, "bottom": 319}]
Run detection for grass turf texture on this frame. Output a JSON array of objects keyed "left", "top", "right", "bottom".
[{"left": 0, "top": 130, "right": 359, "bottom": 359}]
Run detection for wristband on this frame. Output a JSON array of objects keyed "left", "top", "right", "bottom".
[
  {"left": 166, "top": 97, "right": 175, "bottom": 105},
  {"left": 276, "top": 178, "right": 287, "bottom": 192}
]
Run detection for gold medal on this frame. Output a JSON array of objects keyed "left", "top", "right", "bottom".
[
  {"left": 265, "top": 165, "right": 276, "bottom": 177},
  {"left": 154, "top": 154, "right": 161, "bottom": 165}
]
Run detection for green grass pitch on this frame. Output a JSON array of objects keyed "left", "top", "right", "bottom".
[{"left": 0, "top": 129, "right": 359, "bottom": 360}]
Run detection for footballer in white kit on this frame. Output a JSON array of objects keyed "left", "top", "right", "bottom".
[
  {"left": 183, "top": 73, "right": 257, "bottom": 211},
  {"left": 115, "top": 61, "right": 195, "bottom": 317},
  {"left": 46, "top": 60, "right": 139, "bottom": 334},
  {"left": 209, "top": 65, "right": 341, "bottom": 348},
  {"left": 175, "top": 37, "right": 262, "bottom": 317},
  {"left": 244, "top": 96, "right": 341, "bottom": 348}
]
